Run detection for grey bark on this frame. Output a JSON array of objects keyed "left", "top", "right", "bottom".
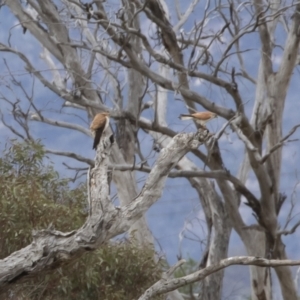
[
  {"left": 0, "top": 128, "right": 210, "bottom": 291},
  {"left": 2, "top": 1, "right": 300, "bottom": 299},
  {"left": 5, "top": 0, "right": 154, "bottom": 248},
  {"left": 150, "top": 130, "right": 231, "bottom": 300}
]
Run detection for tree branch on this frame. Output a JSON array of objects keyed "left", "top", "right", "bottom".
[
  {"left": 261, "top": 124, "right": 300, "bottom": 164},
  {"left": 30, "top": 114, "right": 91, "bottom": 136},
  {"left": 278, "top": 220, "right": 300, "bottom": 236},
  {"left": 138, "top": 256, "right": 300, "bottom": 300},
  {"left": 0, "top": 129, "right": 209, "bottom": 290},
  {"left": 45, "top": 149, "right": 94, "bottom": 166},
  {"left": 253, "top": 0, "right": 273, "bottom": 79}
]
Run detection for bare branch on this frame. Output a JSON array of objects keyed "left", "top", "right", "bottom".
[
  {"left": 30, "top": 114, "right": 91, "bottom": 136},
  {"left": 45, "top": 149, "right": 94, "bottom": 166},
  {"left": 253, "top": 0, "right": 273, "bottom": 79},
  {"left": 0, "top": 129, "right": 210, "bottom": 290},
  {"left": 276, "top": 3, "right": 300, "bottom": 86},
  {"left": 261, "top": 124, "right": 300, "bottom": 164},
  {"left": 231, "top": 117, "right": 262, "bottom": 162},
  {"left": 278, "top": 220, "right": 300, "bottom": 236},
  {"left": 173, "top": 0, "right": 199, "bottom": 32},
  {"left": 138, "top": 256, "right": 300, "bottom": 300},
  {"left": 111, "top": 163, "right": 259, "bottom": 210}
]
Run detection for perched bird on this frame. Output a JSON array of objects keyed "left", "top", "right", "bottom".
[
  {"left": 179, "top": 111, "right": 217, "bottom": 127},
  {"left": 83, "top": 3, "right": 94, "bottom": 20},
  {"left": 90, "top": 112, "right": 110, "bottom": 150}
]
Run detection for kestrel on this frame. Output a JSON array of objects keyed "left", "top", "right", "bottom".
[
  {"left": 179, "top": 111, "right": 217, "bottom": 127},
  {"left": 90, "top": 112, "right": 110, "bottom": 150}
]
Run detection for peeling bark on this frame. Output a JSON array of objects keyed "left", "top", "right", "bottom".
[
  {"left": 2, "top": 0, "right": 300, "bottom": 299},
  {"left": 150, "top": 131, "right": 231, "bottom": 300},
  {"left": 0, "top": 130, "right": 210, "bottom": 291}
]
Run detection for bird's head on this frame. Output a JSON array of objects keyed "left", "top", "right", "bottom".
[{"left": 103, "top": 111, "right": 110, "bottom": 117}]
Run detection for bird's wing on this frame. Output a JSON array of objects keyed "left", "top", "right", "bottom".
[
  {"left": 90, "top": 113, "right": 108, "bottom": 150},
  {"left": 192, "top": 112, "right": 213, "bottom": 120},
  {"left": 90, "top": 113, "right": 107, "bottom": 131}
]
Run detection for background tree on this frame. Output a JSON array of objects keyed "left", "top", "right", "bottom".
[{"left": 1, "top": 0, "right": 300, "bottom": 299}]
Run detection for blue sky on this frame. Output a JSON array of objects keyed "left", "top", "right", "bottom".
[{"left": 1, "top": 1, "right": 300, "bottom": 299}]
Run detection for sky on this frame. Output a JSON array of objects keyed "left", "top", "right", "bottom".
[{"left": 1, "top": 1, "right": 300, "bottom": 299}]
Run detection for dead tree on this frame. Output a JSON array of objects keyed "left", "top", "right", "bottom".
[{"left": 1, "top": 0, "right": 300, "bottom": 299}]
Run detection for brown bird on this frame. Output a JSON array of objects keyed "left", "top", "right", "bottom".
[
  {"left": 179, "top": 111, "right": 217, "bottom": 127},
  {"left": 90, "top": 112, "right": 110, "bottom": 150}
]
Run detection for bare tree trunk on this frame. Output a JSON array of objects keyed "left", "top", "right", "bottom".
[
  {"left": 151, "top": 130, "right": 231, "bottom": 300},
  {"left": 197, "top": 181, "right": 231, "bottom": 300},
  {"left": 3, "top": 0, "right": 300, "bottom": 299},
  {"left": 232, "top": 1, "right": 300, "bottom": 298}
]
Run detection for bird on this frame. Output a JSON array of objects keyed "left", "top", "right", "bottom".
[
  {"left": 83, "top": 3, "right": 94, "bottom": 20},
  {"left": 90, "top": 112, "right": 110, "bottom": 150},
  {"left": 179, "top": 111, "right": 217, "bottom": 127}
]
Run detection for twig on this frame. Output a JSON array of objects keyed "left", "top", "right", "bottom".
[
  {"left": 260, "top": 124, "right": 300, "bottom": 164},
  {"left": 45, "top": 149, "right": 94, "bottom": 166},
  {"left": 278, "top": 220, "right": 300, "bottom": 236}
]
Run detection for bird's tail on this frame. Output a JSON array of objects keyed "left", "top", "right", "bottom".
[
  {"left": 93, "top": 127, "right": 104, "bottom": 150},
  {"left": 179, "top": 114, "right": 193, "bottom": 121}
]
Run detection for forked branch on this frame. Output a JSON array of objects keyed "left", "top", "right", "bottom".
[
  {"left": 139, "top": 256, "right": 300, "bottom": 300},
  {"left": 0, "top": 129, "right": 210, "bottom": 291}
]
